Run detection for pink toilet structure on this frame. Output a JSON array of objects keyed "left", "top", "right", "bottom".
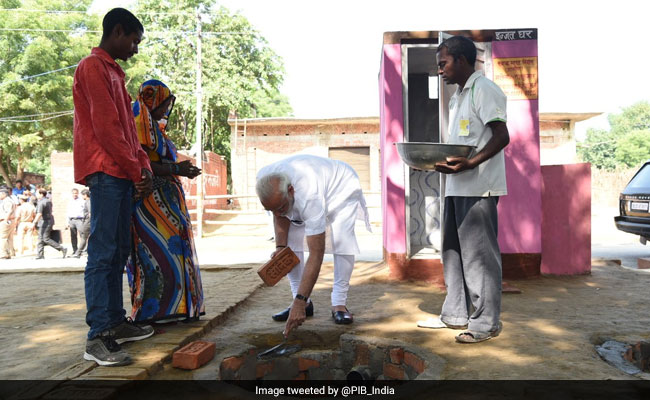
[{"left": 378, "top": 29, "right": 591, "bottom": 284}]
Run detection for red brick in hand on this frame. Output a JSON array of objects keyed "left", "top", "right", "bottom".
[{"left": 257, "top": 247, "right": 300, "bottom": 286}]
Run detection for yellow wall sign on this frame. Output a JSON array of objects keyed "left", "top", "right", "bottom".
[{"left": 493, "top": 57, "right": 538, "bottom": 100}]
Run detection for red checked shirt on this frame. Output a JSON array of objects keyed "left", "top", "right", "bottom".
[{"left": 72, "top": 47, "right": 151, "bottom": 185}]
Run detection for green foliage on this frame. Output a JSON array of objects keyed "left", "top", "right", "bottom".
[
  {"left": 0, "top": 0, "right": 99, "bottom": 184},
  {"left": 615, "top": 129, "right": 650, "bottom": 168},
  {"left": 0, "top": 0, "right": 292, "bottom": 184},
  {"left": 130, "top": 0, "right": 292, "bottom": 164},
  {"left": 609, "top": 101, "right": 650, "bottom": 137},
  {"left": 577, "top": 128, "right": 618, "bottom": 170},
  {"left": 578, "top": 101, "right": 650, "bottom": 170}
]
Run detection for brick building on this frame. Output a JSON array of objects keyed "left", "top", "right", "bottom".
[
  {"left": 228, "top": 113, "right": 600, "bottom": 211},
  {"left": 539, "top": 112, "right": 601, "bottom": 165},
  {"left": 229, "top": 117, "right": 381, "bottom": 211}
]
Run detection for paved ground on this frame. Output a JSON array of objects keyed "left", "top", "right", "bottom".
[{"left": 0, "top": 204, "right": 648, "bottom": 397}]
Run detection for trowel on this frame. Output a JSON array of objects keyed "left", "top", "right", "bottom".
[{"left": 257, "top": 330, "right": 301, "bottom": 359}]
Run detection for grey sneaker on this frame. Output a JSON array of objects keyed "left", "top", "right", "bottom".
[
  {"left": 84, "top": 335, "right": 132, "bottom": 366},
  {"left": 112, "top": 318, "right": 154, "bottom": 344}
]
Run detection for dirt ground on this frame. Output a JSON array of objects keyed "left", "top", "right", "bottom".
[
  {"left": 0, "top": 268, "right": 258, "bottom": 380},
  {"left": 1, "top": 204, "right": 648, "bottom": 381},
  {"left": 155, "top": 259, "right": 650, "bottom": 381}
]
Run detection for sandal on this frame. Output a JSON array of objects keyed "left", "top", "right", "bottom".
[{"left": 455, "top": 321, "right": 503, "bottom": 344}]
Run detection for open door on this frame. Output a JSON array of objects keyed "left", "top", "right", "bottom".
[{"left": 400, "top": 42, "right": 443, "bottom": 257}]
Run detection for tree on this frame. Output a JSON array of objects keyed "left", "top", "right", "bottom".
[
  {"left": 0, "top": 0, "right": 291, "bottom": 185},
  {"left": 577, "top": 128, "right": 618, "bottom": 170},
  {"left": 130, "top": 0, "right": 292, "bottom": 163},
  {"left": 615, "top": 129, "right": 650, "bottom": 168},
  {"left": 0, "top": 0, "right": 99, "bottom": 185},
  {"left": 578, "top": 101, "right": 650, "bottom": 170}
]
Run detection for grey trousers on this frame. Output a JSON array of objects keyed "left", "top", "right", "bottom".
[
  {"left": 69, "top": 218, "right": 84, "bottom": 253},
  {"left": 37, "top": 220, "right": 64, "bottom": 258},
  {"left": 440, "top": 196, "right": 502, "bottom": 333}
]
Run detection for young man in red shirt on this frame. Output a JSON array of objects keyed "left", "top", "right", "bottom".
[{"left": 73, "top": 8, "right": 153, "bottom": 366}]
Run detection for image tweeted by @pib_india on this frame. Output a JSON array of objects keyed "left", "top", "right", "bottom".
[{"left": 255, "top": 384, "right": 396, "bottom": 397}]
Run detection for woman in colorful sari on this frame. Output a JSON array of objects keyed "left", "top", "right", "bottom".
[{"left": 127, "top": 79, "right": 204, "bottom": 323}]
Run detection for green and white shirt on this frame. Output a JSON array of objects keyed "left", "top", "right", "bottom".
[{"left": 445, "top": 70, "right": 508, "bottom": 197}]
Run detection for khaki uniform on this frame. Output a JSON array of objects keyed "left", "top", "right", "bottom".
[
  {"left": 0, "top": 196, "right": 16, "bottom": 258},
  {"left": 15, "top": 202, "right": 36, "bottom": 254}
]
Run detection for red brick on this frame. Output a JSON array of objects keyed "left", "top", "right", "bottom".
[
  {"left": 172, "top": 341, "right": 216, "bottom": 370},
  {"left": 256, "top": 361, "right": 274, "bottom": 378},
  {"left": 220, "top": 355, "right": 245, "bottom": 372},
  {"left": 354, "top": 343, "right": 370, "bottom": 366},
  {"left": 389, "top": 348, "right": 404, "bottom": 364},
  {"left": 257, "top": 247, "right": 300, "bottom": 286},
  {"left": 404, "top": 351, "right": 425, "bottom": 374},
  {"left": 638, "top": 258, "right": 650, "bottom": 269},
  {"left": 383, "top": 362, "right": 405, "bottom": 380},
  {"left": 298, "top": 357, "right": 320, "bottom": 371},
  {"left": 625, "top": 341, "right": 650, "bottom": 372},
  {"left": 624, "top": 346, "right": 635, "bottom": 363}
]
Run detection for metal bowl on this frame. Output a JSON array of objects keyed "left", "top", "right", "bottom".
[{"left": 394, "top": 142, "right": 476, "bottom": 171}]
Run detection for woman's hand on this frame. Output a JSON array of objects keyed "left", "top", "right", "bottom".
[{"left": 177, "top": 160, "right": 202, "bottom": 178}]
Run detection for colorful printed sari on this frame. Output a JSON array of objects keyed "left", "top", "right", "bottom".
[{"left": 126, "top": 79, "right": 204, "bottom": 322}]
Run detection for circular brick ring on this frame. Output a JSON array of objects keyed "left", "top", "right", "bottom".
[{"left": 218, "top": 333, "right": 445, "bottom": 381}]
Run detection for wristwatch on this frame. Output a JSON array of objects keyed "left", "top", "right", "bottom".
[{"left": 295, "top": 294, "right": 308, "bottom": 302}]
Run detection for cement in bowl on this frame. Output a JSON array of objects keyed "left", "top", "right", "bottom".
[{"left": 394, "top": 142, "right": 475, "bottom": 171}]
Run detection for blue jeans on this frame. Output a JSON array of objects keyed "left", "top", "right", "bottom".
[{"left": 84, "top": 173, "right": 133, "bottom": 339}]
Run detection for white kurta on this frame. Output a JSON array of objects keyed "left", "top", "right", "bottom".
[{"left": 256, "top": 154, "right": 371, "bottom": 255}]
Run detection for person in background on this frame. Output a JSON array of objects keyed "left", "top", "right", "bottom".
[
  {"left": 126, "top": 79, "right": 204, "bottom": 324},
  {"left": 67, "top": 188, "right": 85, "bottom": 255},
  {"left": 0, "top": 188, "right": 15, "bottom": 259},
  {"left": 33, "top": 189, "right": 67, "bottom": 260},
  {"left": 12, "top": 180, "right": 25, "bottom": 200},
  {"left": 72, "top": 189, "right": 91, "bottom": 258},
  {"left": 15, "top": 195, "right": 36, "bottom": 255},
  {"left": 72, "top": 7, "right": 153, "bottom": 367}
]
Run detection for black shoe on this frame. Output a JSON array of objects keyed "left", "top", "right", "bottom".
[
  {"left": 332, "top": 308, "right": 354, "bottom": 325},
  {"left": 35, "top": 256, "right": 44, "bottom": 260},
  {"left": 272, "top": 301, "right": 314, "bottom": 322},
  {"left": 111, "top": 318, "right": 155, "bottom": 344}
]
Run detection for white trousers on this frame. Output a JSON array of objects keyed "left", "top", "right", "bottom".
[{"left": 287, "top": 251, "right": 355, "bottom": 307}]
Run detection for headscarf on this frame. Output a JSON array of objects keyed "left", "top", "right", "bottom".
[{"left": 133, "top": 79, "right": 177, "bottom": 162}]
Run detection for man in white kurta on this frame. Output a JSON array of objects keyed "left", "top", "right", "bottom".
[{"left": 256, "top": 154, "right": 370, "bottom": 336}]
